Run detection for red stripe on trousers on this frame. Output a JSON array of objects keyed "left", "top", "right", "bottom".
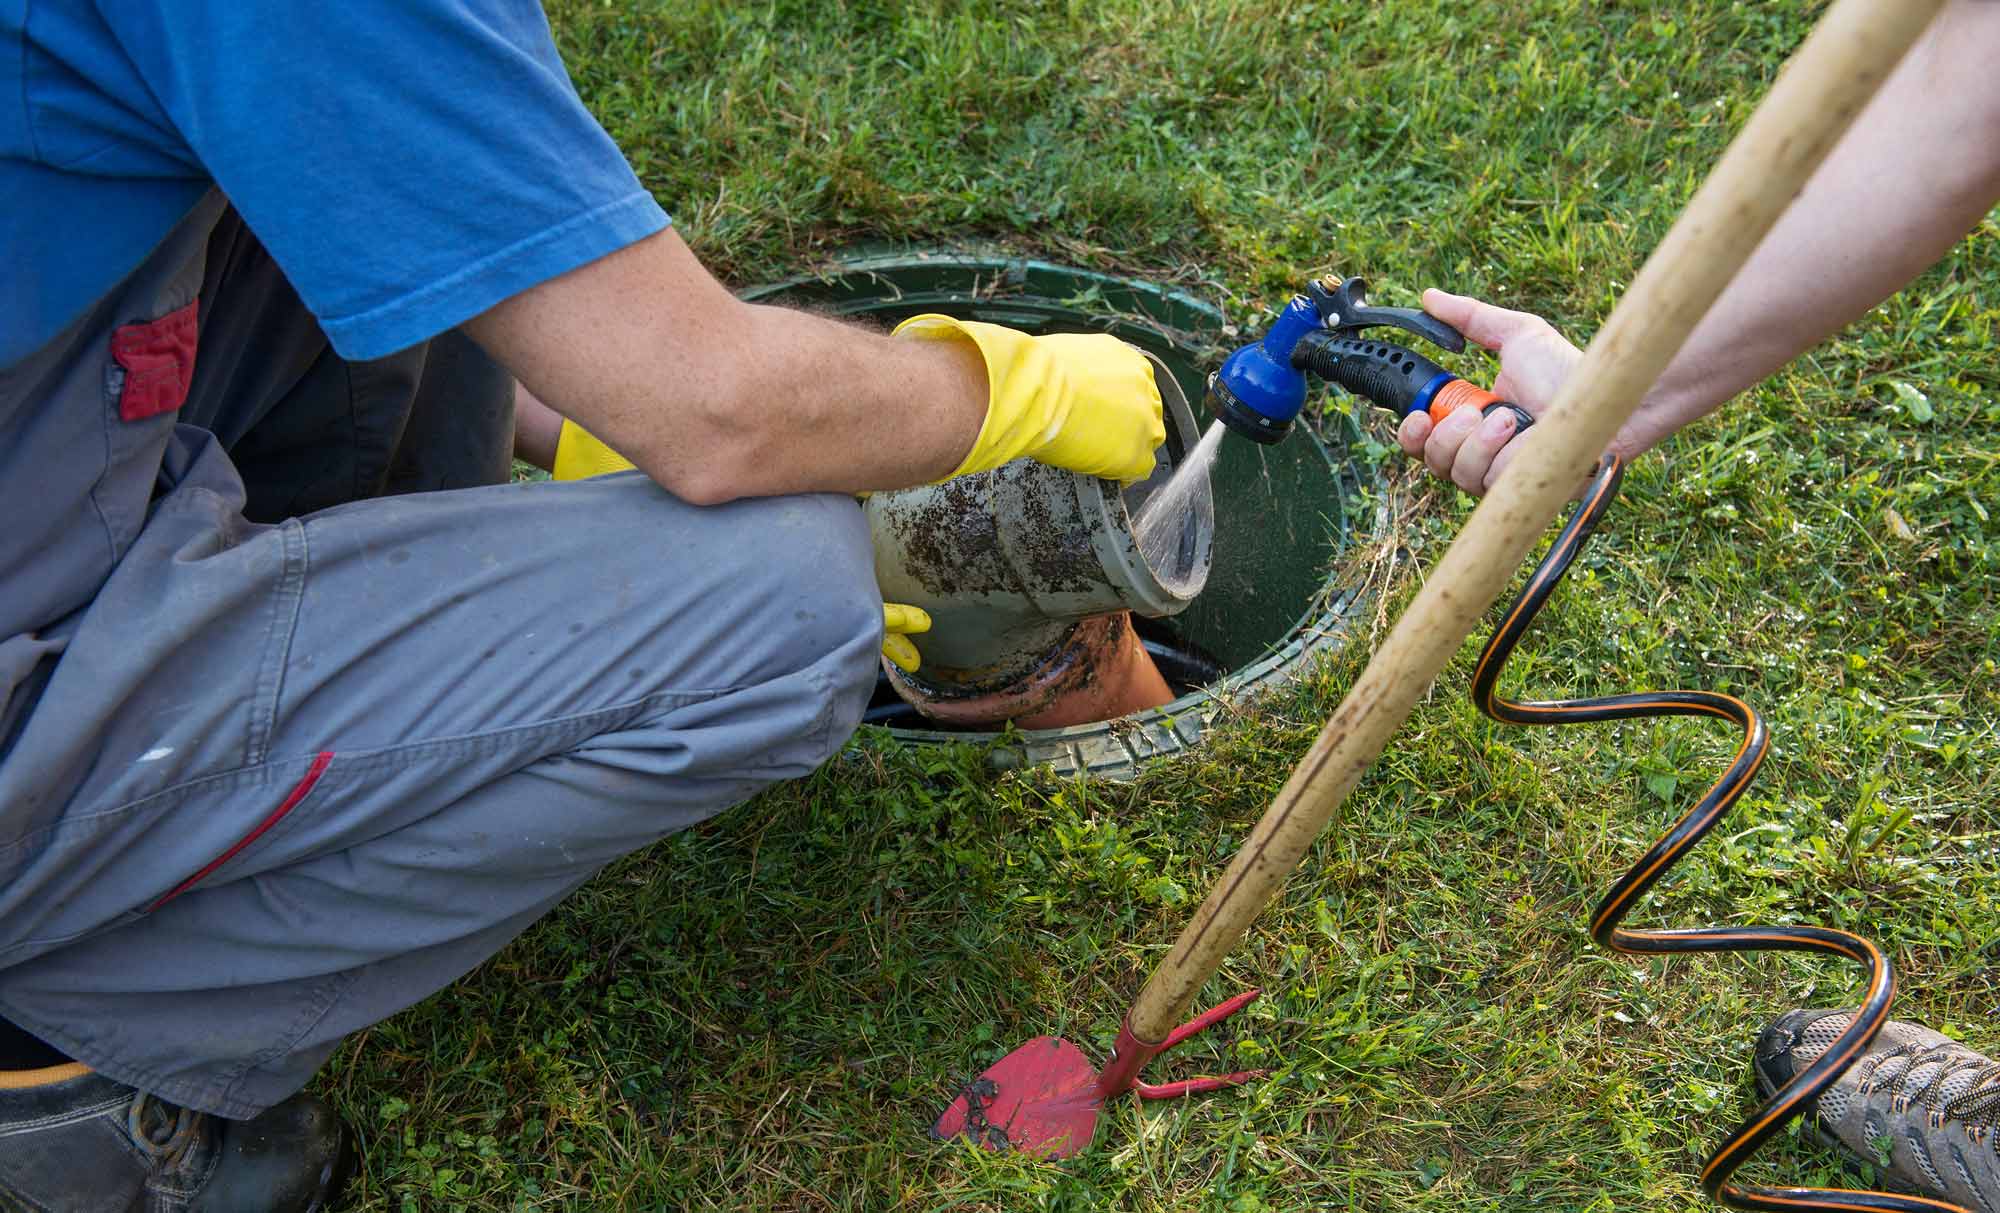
[{"left": 147, "top": 751, "right": 334, "bottom": 912}]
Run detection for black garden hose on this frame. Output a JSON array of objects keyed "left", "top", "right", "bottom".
[{"left": 1478, "top": 454, "right": 1948, "bottom": 1213}]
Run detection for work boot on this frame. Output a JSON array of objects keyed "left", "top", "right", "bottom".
[
  {"left": 0, "top": 1062, "right": 354, "bottom": 1211},
  {"left": 1754, "top": 1009, "right": 2000, "bottom": 1210}
]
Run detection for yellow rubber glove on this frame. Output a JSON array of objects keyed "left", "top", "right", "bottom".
[
  {"left": 881, "top": 602, "right": 932, "bottom": 674},
  {"left": 892, "top": 315, "right": 1166, "bottom": 483},
  {"left": 550, "top": 420, "right": 935, "bottom": 672},
  {"left": 553, "top": 419, "right": 641, "bottom": 482}
]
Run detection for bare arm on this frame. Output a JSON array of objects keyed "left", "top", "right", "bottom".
[
  {"left": 1630, "top": 0, "right": 2000, "bottom": 449},
  {"left": 465, "top": 227, "right": 987, "bottom": 504},
  {"left": 511, "top": 382, "right": 563, "bottom": 470},
  {"left": 1407, "top": 0, "right": 2000, "bottom": 494}
]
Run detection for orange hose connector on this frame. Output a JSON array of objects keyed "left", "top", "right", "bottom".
[{"left": 1426, "top": 377, "right": 1504, "bottom": 424}]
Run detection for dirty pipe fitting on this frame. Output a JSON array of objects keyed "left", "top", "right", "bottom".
[{"left": 866, "top": 353, "right": 1213, "bottom": 727}]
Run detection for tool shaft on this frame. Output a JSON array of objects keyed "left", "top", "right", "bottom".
[{"left": 1127, "top": 0, "right": 1947, "bottom": 1041}]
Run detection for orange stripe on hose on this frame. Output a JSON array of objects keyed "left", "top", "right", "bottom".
[{"left": 1475, "top": 455, "right": 1955, "bottom": 1211}]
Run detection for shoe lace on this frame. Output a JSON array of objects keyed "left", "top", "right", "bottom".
[
  {"left": 127, "top": 1093, "right": 204, "bottom": 1169},
  {"left": 1856, "top": 1040, "right": 2000, "bottom": 1154}
]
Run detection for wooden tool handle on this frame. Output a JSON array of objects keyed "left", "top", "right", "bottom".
[{"left": 1129, "top": 0, "right": 1946, "bottom": 1041}]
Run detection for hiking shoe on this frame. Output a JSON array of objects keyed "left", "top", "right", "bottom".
[
  {"left": 0, "top": 1062, "right": 354, "bottom": 1211},
  {"left": 1754, "top": 1008, "right": 2000, "bottom": 1211}
]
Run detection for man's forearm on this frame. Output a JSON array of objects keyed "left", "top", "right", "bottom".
[
  {"left": 466, "top": 228, "right": 987, "bottom": 503},
  {"left": 1621, "top": 0, "right": 2000, "bottom": 456},
  {"left": 708, "top": 300, "right": 990, "bottom": 498}
]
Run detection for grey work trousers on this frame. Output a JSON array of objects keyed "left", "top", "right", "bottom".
[{"left": 0, "top": 196, "right": 882, "bottom": 1119}]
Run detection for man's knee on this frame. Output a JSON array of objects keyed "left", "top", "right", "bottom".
[
  {"left": 573, "top": 483, "right": 882, "bottom": 772},
  {"left": 712, "top": 490, "right": 882, "bottom": 758}
]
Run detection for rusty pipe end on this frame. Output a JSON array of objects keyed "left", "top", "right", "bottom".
[{"left": 887, "top": 612, "right": 1172, "bottom": 729}]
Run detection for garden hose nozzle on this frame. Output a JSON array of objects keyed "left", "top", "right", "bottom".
[
  {"left": 1206, "top": 274, "right": 1535, "bottom": 442},
  {"left": 1204, "top": 292, "right": 1322, "bottom": 445}
]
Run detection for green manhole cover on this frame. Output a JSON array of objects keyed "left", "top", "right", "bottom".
[{"left": 745, "top": 251, "right": 1398, "bottom": 779}]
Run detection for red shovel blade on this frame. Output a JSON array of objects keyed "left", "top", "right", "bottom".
[{"left": 931, "top": 1035, "right": 1102, "bottom": 1159}]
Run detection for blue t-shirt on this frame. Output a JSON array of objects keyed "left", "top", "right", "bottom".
[{"left": 0, "top": 1, "right": 669, "bottom": 366}]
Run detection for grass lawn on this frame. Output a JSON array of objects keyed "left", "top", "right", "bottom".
[{"left": 323, "top": 2, "right": 1999, "bottom": 1208}]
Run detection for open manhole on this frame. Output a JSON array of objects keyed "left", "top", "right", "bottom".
[{"left": 744, "top": 252, "right": 1395, "bottom": 779}]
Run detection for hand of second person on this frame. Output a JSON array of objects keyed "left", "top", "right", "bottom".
[
  {"left": 1402, "top": 290, "right": 1583, "bottom": 495},
  {"left": 894, "top": 316, "right": 1166, "bottom": 483}
]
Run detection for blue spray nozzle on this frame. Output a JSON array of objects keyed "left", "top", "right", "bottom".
[
  {"left": 1206, "top": 295, "right": 1318, "bottom": 445},
  {"left": 1206, "top": 276, "right": 1474, "bottom": 445}
]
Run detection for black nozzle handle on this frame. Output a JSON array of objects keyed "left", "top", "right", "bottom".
[
  {"left": 1292, "top": 332, "right": 1449, "bottom": 416},
  {"left": 1295, "top": 332, "right": 1536, "bottom": 435},
  {"left": 1305, "top": 277, "right": 1468, "bottom": 353}
]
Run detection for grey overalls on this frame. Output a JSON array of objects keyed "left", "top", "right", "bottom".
[{"left": 0, "top": 193, "right": 881, "bottom": 1118}]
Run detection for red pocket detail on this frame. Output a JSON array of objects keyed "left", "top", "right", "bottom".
[
  {"left": 146, "top": 751, "right": 333, "bottom": 912},
  {"left": 111, "top": 299, "right": 200, "bottom": 422}
]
